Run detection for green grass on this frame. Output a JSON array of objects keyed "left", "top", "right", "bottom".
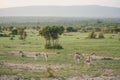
[
  {"left": 0, "top": 31, "right": 120, "bottom": 57},
  {"left": 0, "top": 30, "right": 120, "bottom": 78},
  {"left": 0, "top": 66, "right": 46, "bottom": 80}
]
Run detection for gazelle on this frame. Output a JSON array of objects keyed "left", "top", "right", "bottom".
[
  {"left": 19, "top": 51, "right": 25, "bottom": 57},
  {"left": 84, "top": 52, "right": 96, "bottom": 65},
  {"left": 34, "top": 53, "right": 40, "bottom": 60},
  {"left": 84, "top": 54, "right": 92, "bottom": 65},
  {"left": 90, "top": 52, "right": 96, "bottom": 60},
  {"left": 38, "top": 52, "right": 48, "bottom": 62},
  {"left": 42, "top": 52, "right": 48, "bottom": 62},
  {"left": 74, "top": 52, "right": 83, "bottom": 64}
]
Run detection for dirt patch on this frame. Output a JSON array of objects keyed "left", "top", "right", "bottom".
[
  {"left": 95, "top": 56, "right": 120, "bottom": 60},
  {"left": 0, "top": 75, "right": 120, "bottom": 80},
  {"left": 64, "top": 76, "right": 120, "bottom": 80},
  {"left": 10, "top": 51, "right": 56, "bottom": 57},
  {"left": 0, "top": 62, "right": 65, "bottom": 72}
]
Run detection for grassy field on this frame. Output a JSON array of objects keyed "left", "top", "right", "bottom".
[{"left": 0, "top": 30, "right": 120, "bottom": 79}]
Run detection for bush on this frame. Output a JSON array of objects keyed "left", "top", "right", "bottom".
[
  {"left": 0, "top": 33, "right": 10, "bottom": 37},
  {"left": 111, "top": 28, "right": 120, "bottom": 33},
  {"left": 46, "top": 67, "right": 55, "bottom": 77},
  {"left": 98, "top": 32, "right": 104, "bottom": 39},
  {"left": 45, "top": 44, "right": 51, "bottom": 49},
  {"left": 12, "top": 29, "right": 18, "bottom": 35},
  {"left": 53, "top": 44, "right": 63, "bottom": 49},
  {"left": 10, "top": 37, "right": 14, "bottom": 40},
  {"left": 66, "top": 27, "right": 77, "bottom": 32},
  {"left": 88, "top": 31, "right": 96, "bottom": 39},
  {"left": 45, "top": 44, "right": 63, "bottom": 49}
]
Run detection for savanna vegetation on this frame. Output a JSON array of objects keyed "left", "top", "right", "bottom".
[{"left": 0, "top": 17, "right": 120, "bottom": 80}]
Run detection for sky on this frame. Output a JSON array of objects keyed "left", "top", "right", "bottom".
[{"left": 0, "top": 0, "right": 120, "bottom": 8}]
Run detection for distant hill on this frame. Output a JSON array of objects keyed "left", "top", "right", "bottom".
[{"left": 0, "top": 5, "right": 120, "bottom": 18}]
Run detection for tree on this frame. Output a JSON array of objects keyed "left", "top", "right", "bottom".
[
  {"left": 22, "top": 31, "right": 27, "bottom": 40},
  {"left": 40, "top": 26, "right": 51, "bottom": 47},
  {"left": 66, "top": 27, "right": 77, "bottom": 32},
  {"left": 9, "top": 26, "right": 14, "bottom": 31},
  {"left": 98, "top": 32, "right": 104, "bottom": 39},
  {"left": 102, "top": 27, "right": 110, "bottom": 33},
  {"left": 58, "top": 26, "right": 64, "bottom": 35},
  {"left": 18, "top": 27, "right": 27, "bottom": 40},
  {"left": 11, "top": 27, "right": 18, "bottom": 35},
  {"left": 40, "top": 26, "right": 64, "bottom": 49},
  {"left": 111, "top": 28, "right": 120, "bottom": 33}
]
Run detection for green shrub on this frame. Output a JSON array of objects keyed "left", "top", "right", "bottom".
[
  {"left": 10, "top": 37, "right": 14, "bottom": 40},
  {"left": 0, "top": 33, "right": 10, "bottom": 37},
  {"left": 88, "top": 31, "right": 96, "bottom": 39},
  {"left": 45, "top": 44, "right": 63, "bottom": 49},
  {"left": 45, "top": 44, "right": 51, "bottom": 49},
  {"left": 98, "top": 32, "right": 104, "bottom": 39},
  {"left": 12, "top": 29, "right": 18, "bottom": 35},
  {"left": 53, "top": 44, "right": 63, "bottom": 49},
  {"left": 46, "top": 67, "right": 55, "bottom": 77}
]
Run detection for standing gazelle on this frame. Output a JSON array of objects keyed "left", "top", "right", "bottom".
[
  {"left": 84, "top": 52, "right": 96, "bottom": 65},
  {"left": 34, "top": 53, "right": 40, "bottom": 60},
  {"left": 84, "top": 54, "right": 92, "bottom": 65},
  {"left": 43, "top": 52, "right": 48, "bottom": 62},
  {"left": 74, "top": 52, "right": 83, "bottom": 64},
  {"left": 90, "top": 52, "right": 96, "bottom": 60},
  {"left": 39, "top": 52, "right": 48, "bottom": 62},
  {"left": 34, "top": 52, "right": 48, "bottom": 62}
]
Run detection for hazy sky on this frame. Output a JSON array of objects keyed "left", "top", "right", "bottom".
[{"left": 0, "top": 0, "right": 120, "bottom": 8}]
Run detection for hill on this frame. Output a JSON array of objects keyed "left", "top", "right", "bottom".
[{"left": 0, "top": 5, "right": 120, "bottom": 18}]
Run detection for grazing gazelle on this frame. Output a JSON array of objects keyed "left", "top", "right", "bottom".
[{"left": 74, "top": 52, "right": 83, "bottom": 64}]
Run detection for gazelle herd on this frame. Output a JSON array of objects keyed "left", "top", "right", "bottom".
[
  {"left": 19, "top": 51, "right": 96, "bottom": 65},
  {"left": 74, "top": 52, "right": 96, "bottom": 65}
]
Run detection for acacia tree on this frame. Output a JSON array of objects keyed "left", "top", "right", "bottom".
[
  {"left": 50, "top": 26, "right": 64, "bottom": 46},
  {"left": 58, "top": 26, "right": 64, "bottom": 35},
  {"left": 18, "top": 27, "right": 27, "bottom": 40},
  {"left": 39, "top": 26, "right": 51, "bottom": 47},
  {"left": 40, "top": 26, "right": 64, "bottom": 49},
  {"left": 50, "top": 26, "right": 59, "bottom": 46},
  {"left": 22, "top": 31, "right": 27, "bottom": 40},
  {"left": 56, "top": 26, "right": 64, "bottom": 46}
]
